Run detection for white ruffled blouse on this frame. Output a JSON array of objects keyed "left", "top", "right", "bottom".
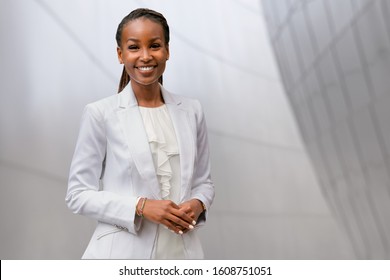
[{"left": 139, "top": 105, "right": 185, "bottom": 259}]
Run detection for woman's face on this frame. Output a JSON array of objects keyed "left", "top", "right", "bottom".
[{"left": 117, "top": 18, "right": 169, "bottom": 87}]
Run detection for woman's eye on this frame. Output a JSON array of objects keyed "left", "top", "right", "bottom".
[
  {"left": 128, "top": 45, "right": 138, "bottom": 50},
  {"left": 151, "top": 44, "right": 160, "bottom": 49}
]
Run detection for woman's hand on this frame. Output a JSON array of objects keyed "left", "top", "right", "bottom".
[
  {"left": 177, "top": 199, "right": 204, "bottom": 233},
  {"left": 140, "top": 199, "right": 196, "bottom": 234}
]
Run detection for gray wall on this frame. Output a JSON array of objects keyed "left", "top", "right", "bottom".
[
  {"left": 0, "top": 0, "right": 353, "bottom": 259},
  {"left": 262, "top": 0, "right": 390, "bottom": 259}
]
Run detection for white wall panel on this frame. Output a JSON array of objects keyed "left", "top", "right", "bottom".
[{"left": 263, "top": 0, "right": 390, "bottom": 258}]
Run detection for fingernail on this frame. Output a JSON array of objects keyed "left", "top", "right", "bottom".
[
  {"left": 170, "top": 230, "right": 175, "bottom": 233},
  {"left": 189, "top": 225, "right": 194, "bottom": 229},
  {"left": 179, "top": 230, "right": 184, "bottom": 235},
  {"left": 192, "top": 220, "right": 196, "bottom": 226}
]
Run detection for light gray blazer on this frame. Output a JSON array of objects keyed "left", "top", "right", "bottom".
[{"left": 66, "top": 83, "right": 215, "bottom": 259}]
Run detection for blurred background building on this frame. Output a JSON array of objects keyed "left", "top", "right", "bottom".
[
  {"left": 262, "top": 0, "right": 390, "bottom": 259},
  {"left": 1, "top": 0, "right": 387, "bottom": 259}
]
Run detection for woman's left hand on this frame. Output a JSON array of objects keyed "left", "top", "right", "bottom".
[{"left": 177, "top": 199, "right": 204, "bottom": 233}]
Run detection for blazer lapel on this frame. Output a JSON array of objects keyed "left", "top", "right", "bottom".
[
  {"left": 116, "top": 84, "right": 161, "bottom": 199},
  {"left": 162, "top": 87, "right": 195, "bottom": 202}
]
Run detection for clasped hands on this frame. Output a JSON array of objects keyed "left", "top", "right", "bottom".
[{"left": 137, "top": 198, "right": 204, "bottom": 234}]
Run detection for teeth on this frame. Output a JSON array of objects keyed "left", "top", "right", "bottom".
[{"left": 138, "top": 66, "right": 154, "bottom": 71}]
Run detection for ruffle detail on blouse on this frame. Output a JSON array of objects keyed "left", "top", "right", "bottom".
[{"left": 139, "top": 106, "right": 179, "bottom": 199}]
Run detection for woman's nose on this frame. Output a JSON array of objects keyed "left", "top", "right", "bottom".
[{"left": 140, "top": 48, "right": 152, "bottom": 61}]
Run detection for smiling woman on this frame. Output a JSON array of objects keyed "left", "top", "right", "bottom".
[
  {"left": 116, "top": 11, "right": 170, "bottom": 96},
  {"left": 65, "top": 8, "right": 214, "bottom": 259},
  {"left": 116, "top": 9, "right": 170, "bottom": 96}
]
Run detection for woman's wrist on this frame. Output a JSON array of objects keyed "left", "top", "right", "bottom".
[
  {"left": 196, "top": 199, "right": 206, "bottom": 212},
  {"left": 190, "top": 199, "right": 206, "bottom": 215},
  {"left": 136, "top": 197, "right": 147, "bottom": 217}
]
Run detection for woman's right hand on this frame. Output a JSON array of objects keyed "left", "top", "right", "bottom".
[{"left": 139, "top": 199, "right": 195, "bottom": 234}]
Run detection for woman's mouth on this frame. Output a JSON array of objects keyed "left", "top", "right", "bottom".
[{"left": 136, "top": 66, "right": 155, "bottom": 72}]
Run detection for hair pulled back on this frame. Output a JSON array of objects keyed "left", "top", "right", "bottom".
[{"left": 116, "top": 8, "right": 170, "bottom": 93}]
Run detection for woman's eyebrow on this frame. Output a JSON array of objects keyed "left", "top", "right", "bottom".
[
  {"left": 126, "top": 36, "right": 162, "bottom": 43},
  {"left": 126, "top": 38, "right": 140, "bottom": 43}
]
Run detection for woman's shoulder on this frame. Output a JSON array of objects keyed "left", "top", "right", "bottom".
[
  {"left": 87, "top": 93, "right": 118, "bottom": 109},
  {"left": 162, "top": 87, "right": 202, "bottom": 110},
  {"left": 82, "top": 94, "right": 119, "bottom": 120}
]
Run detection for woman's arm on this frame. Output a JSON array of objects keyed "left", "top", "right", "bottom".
[
  {"left": 66, "top": 104, "right": 140, "bottom": 234},
  {"left": 180, "top": 100, "right": 215, "bottom": 226}
]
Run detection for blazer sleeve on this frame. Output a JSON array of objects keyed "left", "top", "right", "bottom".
[
  {"left": 65, "top": 104, "right": 140, "bottom": 234},
  {"left": 189, "top": 100, "right": 215, "bottom": 225}
]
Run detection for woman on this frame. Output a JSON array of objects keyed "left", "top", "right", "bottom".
[{"left": 66, "top": 8, "right": 214, "bottom": 259}]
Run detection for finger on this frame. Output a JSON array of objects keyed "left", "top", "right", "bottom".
[
  {"left": 171, "top": 208, "right": 196, "bottom": 226},
  {"left": 165, "top": 212, "right": 195, "bottom": 232},
  {"left": 178, "top": 203, "right": 197, "bottom": 220},
  {"left": 170, "top": 212, "right": 195, "bottom": 230},
  {"left": 160, "top": 220, "right": 183, "bottom": 234},
  {"left": 172, "top": 224, "right": 190, "bottom": 235},
  {"left": 178, "top": 228, "right": 190, "bottom": 234},
  {"left": 159, "top": 202, "right": 193, "bottom": 230},
  {"left": 167, "top": 213, "right": 192, "bottom": 230}
]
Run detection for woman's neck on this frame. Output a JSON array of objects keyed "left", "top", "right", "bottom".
[{"left": 131, "top": 81, "right": 164, "bottom": 108}]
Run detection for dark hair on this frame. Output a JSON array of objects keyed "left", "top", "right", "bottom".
[{"left": 116, "top": 8, "right": 170, "bottom": 93}]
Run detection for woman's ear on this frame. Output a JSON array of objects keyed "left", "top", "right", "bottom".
[
  {"left": 166, "top": 44, "right": 170, "bottom": 60},
  {"left": 117, "top": 47, "right": 123, "bottom": 64}
]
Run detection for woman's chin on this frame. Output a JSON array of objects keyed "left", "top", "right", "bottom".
[{"left": 130, "top": 77, "right": 161, "bottom": 86}]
